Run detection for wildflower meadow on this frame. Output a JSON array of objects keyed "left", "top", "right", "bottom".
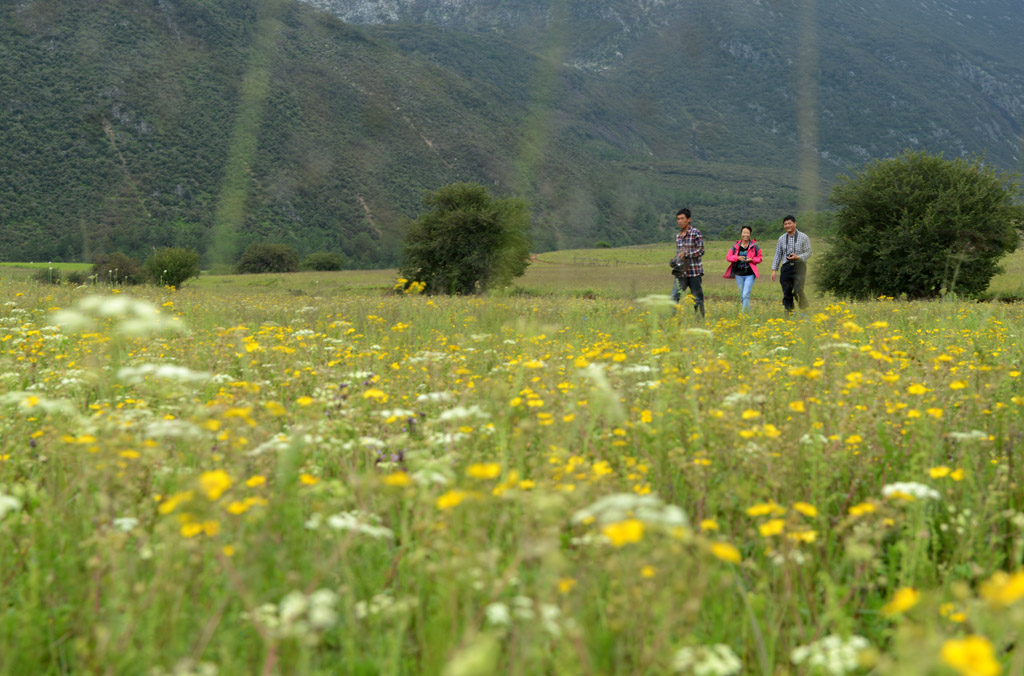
[{"left": 1, "top": 273, "right": 1023, "bottom": 676}]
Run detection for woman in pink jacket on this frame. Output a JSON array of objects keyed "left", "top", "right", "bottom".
[{"left": 723, "top": 226, "right": 762, "bottom": 310}]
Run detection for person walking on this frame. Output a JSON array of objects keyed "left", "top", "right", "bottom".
[
  {"left": 769, "top": 215, "right": 812, "bottom": 313},
  {"left": 723, "top": 226, "right": 762, "bottom": 310},
  {"left": 670, "top": 208, "right": 705, "bottom": 317}
]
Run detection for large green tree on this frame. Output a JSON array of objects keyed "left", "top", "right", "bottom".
[
  {"left": 819, "top": 151, "right": 1022, "bottom": 299},
  {"left": 401, "top": 183, "right": 531, "bottom": 294}
]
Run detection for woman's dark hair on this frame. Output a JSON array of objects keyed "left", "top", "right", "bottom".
[{"left": 740, "top": 225, "right": 753, "bottom": 236}]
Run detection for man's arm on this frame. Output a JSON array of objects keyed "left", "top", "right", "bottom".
[{"left": 798, "top": 233, "right": 812, "bottom": 261}]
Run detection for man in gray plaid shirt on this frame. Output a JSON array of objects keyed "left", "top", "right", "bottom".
[
  {"left": 770, "top": 215, "right": 812, "bottom": 313},
  {"left": 671, "top": 208, "right": 705, "bottom": 317}
]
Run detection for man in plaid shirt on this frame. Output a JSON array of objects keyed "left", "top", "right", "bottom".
[
  {"left": 671, "top": 208, "right": 705, "bottom": 317},
  {"left": 769, "top": 215, "right": 812, "bottom": 313}
]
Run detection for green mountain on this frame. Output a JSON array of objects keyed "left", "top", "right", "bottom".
[{"left": 1, "top": 0, "right": 1021, "bottom": 266}]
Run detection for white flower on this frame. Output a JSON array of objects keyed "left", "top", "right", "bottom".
[
  {"left": 637, "top": 294, "right": 676, "bottom": 310},
  {"left": 437, "top": 405, "right": 490, "bottom": 422},
  {"left": 113, "top": 517, "right": 139, "bottom": 532},
  {"left": 673, "top": 644, "right": 742, "bottom": 676},
  {"left": 572, "top": 493, "right": 688, "bottom": 528},
  {"left": 378, "top": 408, "right": 416, "bottom": 419},
  {"left": 791, "top": 634, "right": 870, "bottom": 676},
  {"left": 947, "top": 430, "right": 989, "bottom": 442},
  {"left": 144, "top": 419, "right": 204, "bottom": 441},
  {"left": 0, "top": 493, "right": 23, "bottom": 521},
  {"left": 416, "top": 391, "right": 454, "bottom": 403},
  {"left": 52, "top": 295, "right": 185, "bottom": 336},
  {"left": 819, "top": 342, "right": 857, "bottom": 351},
  {"left": 117, "top": 363, "right": 210, "bottom": 385},
  {"left": 325, "top": 511, "right": 394, "bottom": 540},
  {"left": 882, "top": 481, "right": 941, "bottom": 501},
  {"left": 484, "top": 602, "right": 512, "bottom": 627}
]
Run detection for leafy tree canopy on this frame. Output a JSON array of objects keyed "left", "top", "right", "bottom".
[
  {"left": 145, "top": 248, "right": 201, "bottom": 288},
  {"left": 819, "top": 151, "right": 1023, "bottom": 299},
  {"left": 235, "top": 243, "right": 300, "bottom": 274},
  {"left": 400, "top": 183, "right": 531, "bottom": 295}
]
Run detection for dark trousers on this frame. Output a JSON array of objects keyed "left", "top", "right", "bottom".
[
  {"left": 672, "top": 275, "right": 705, "bottom": 317},
  {"left": 780, "top": 261, "right": 808, "bottom": 312}
]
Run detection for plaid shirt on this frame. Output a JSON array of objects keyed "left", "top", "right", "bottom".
[
  {"left": 674, "top": 226, "right": 705, "bottom": 277},
  {"left": 770, "top": 230, "right": 812, "bottom": 271}
]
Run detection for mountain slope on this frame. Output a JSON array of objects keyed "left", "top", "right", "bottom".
[{"left": 308, "top": 0, "right": 1024, "bottom": 172}]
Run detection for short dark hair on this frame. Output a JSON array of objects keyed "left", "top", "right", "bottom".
[
  {"left": 782, "top": 215, "right": 796, "bottom": 224},
  {"left": 740, "top": 225, "right": 753, "bottom": 235},
  {"left": 676, "top": 208, "right": 691, "bottom": 218}
]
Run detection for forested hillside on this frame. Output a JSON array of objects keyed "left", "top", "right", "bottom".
[{"left": 2, "top": 0, "right": 1021, "bottom": 265}]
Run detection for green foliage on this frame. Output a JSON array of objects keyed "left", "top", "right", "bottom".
[
  {"left": 401, "top": 183, "right": 531, "bottom": 294},
  {"left": 30, "top": 267, "right": 63, "bottom": 285},
  {"left": 235, "top": 243, "right": 300, "bottom": 274},
  {"left": 92, "top": 253, "right": 147, "bottom": 286},
  {"left": 145, "top": 247, "right": 201, "bottom": 288},
  {"left": 300, "top": 251, "right": 346, "bottom": 271},
  {"left": 819, "top": 151, "right": 1022, "bottom": 299}
]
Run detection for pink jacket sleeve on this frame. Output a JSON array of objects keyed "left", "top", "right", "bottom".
[
  {"left": 748, "top": 245, "right": 763, "bottom": 264},
  {"left": 726, "top": 245, "right": 740, "bottom": 262}
]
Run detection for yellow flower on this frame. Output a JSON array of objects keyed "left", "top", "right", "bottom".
[
  {"left": 950, "top": 381, "right": 968, "bottom": 390},
  {"left": 950, "top": 468, "right": 965, "bottom": 481},
  {"left": 158, "top": 490, "right": 194, "bottom": 515},
  {"left": 789, "top": 401, "right": 805, "bottom": 413},
  {"left": 940, "top": 635, "right": 1002, "bottom": 676},
  {"left": 845, "top": 434, "right": 862, "bottom": 445},
  {"left": 787, "top": 530, "right": 817, "bottom": 544},
  {"left": 940, "top": 603, "right": 967, "bottom": 623},
  {"left": 882, "top": 587, "right": 920, "bottom": 616},
  {"left": 926, "top": 407, "right": 943, "bottom": 419},
  {"left": 907, "top": 383, "right": 929, "bottom": 395},
  {"left": 980, "top": 570, "right": 1024, "bottom": 606},
  {"left": 741, "top": 409, "right": 761, "bottom": 420},
  {"left": 199, "top": 470, "right": 233, "bottom": 501},
  {"left": 383, "top": 472, "right": 412, "bottom": 487},
  {"left": 758, "top": 519, "right": 785, "bottom": 537},
  {"left": 466, "top": 463, "right": 501, "bottom": 480},
  {"left": 245, "top": 475, "right": 267, "bottom": 487},
  {"left": 641, "top": 565, "right": 657, "bottom": 578},
  {"left": 700, "top": 519, "right": 719, "bottom": 532},
  {"left": 558, "top": 578, "right": 577, "bottom": 594},
  {"left": 792, "top": 502, "right": 818, "bottom": 518},
  {"left": 299, "top": 474, "right": 319, "bottom": 486},
  {"left": 709, "top": 542, "right": 741, "bottom": 563},
  {"left": 746, "top": 501, "right": 786, "bottom": 517},
  {"left": 436, "top": 490, "right": 470, "bottom": 510},
  {"left": 602, "top": 519, "right": 645, "bottom": 547},
  {"left": 929, "top": 466, "right": 951, "bottom": 478},
  {"left": 296, "top": 396, "right": 314, "bottom": 407}
]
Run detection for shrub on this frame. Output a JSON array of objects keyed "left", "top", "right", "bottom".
[
  {"left": 92, "top": 253, "right": 147, "bottom": 285},
  {"left": 400, "top": 183, "right": 531, "bottom": 294},
  {"left": 300, "top": 251, "right": 346, "bottom": 271},
  {"left": 66, "top": 270, "right": 89, "bottom": 285},
  {"left": 235, "top": 243, "right": 300, "bottom": 274},
  {"left": 820, "top": 150, "right": 1023, "bottom": 299},
  {"left": 31, "top": 267, "right": 63, "bottom": 284},
  {"left": 145, "top": 247, "right": 201, "bottom": 288}
]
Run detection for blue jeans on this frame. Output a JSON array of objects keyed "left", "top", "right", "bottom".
[
  {"left": 672, "top": 275, "right": 705, "bottom": 317},
  {"left": 735, "top": 274, "right": 755, "bottom": 310}
]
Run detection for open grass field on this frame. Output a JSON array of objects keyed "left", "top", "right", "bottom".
[{"left": 2, "top": 248, "right": 1024, "bottom": 675}]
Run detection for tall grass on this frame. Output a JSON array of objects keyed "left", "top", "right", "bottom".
[{"left": 1, "top": 272, "right": 1023, "bottom": 675}]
